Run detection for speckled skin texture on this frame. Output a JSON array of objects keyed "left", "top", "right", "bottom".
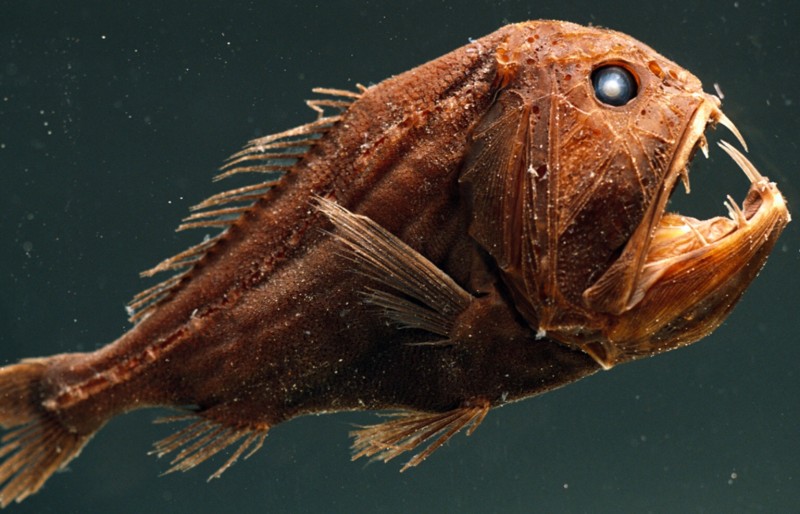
[
  {"left": 0, "top": 20, "right": 788, "bottom": 506},
  {"left": 39, "top": 23, "right": 601, "bottom": 437}
]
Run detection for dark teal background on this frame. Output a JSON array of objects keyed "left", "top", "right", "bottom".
[{"left": 1, "top": 1, "right": 798, "bottom": 512}]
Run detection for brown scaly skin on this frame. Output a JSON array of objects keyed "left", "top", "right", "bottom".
[{"left": 0, "top": 20, "right": 789, "bottom": 506}]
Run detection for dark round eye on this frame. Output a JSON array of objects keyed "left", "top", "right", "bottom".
[{"left": 591, "top": 65, "right": 638, "bottom": 106}]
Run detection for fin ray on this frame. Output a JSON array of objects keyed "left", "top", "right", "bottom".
[
  {"left": 151, "top": 415, "right": 269, "bottom": 480},
  {"left": 362, "top": 288, "right": 454, "bottom": 339},
  {"left": 127, "top": 86, "right": 358, "bottom": 323},
  {"left": 181, "top": 206, "right": 250, "bottom": 223},
  {"left": 317, "top": 197, "right": 473, "bottom": 339},
  {"left": 0, "top": 362, "right": 96, "bottom": 507},
  {"left": 350, "top": 401, "right": 489, "bottom": 471},
  {"left": 190, "top": 180, "right": 279, "bottom": 211},
  {"left": 311, "top": 86, "right": 365, "bottom": 99},
  {"left": 213, "top": 164, "right": 291, "bottom": 182}
]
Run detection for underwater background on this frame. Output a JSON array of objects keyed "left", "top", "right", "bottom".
[{"left": 1, "top": 1, "right": 798, "bottom": 512}]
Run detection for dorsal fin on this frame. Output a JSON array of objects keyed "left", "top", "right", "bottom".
[{"left": 125, "top": 85, "right": 365, "bottom": 324}]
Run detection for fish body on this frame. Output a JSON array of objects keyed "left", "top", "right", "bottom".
[{"left": 0, "top": 20, "right": 789, "bottom": 506}]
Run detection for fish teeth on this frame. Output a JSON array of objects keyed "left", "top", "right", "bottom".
[
  {"left": 698, "top": 134, "right": 709, "bottom": 159},
  {"left": 724, "top": 194, "right": 748, "bottom": 228},
  {"left": 717, "top": 140, "right": 763, "bottom": 183},
  {"left": 680, "top": 166, "right": 691, "bottom": 194},
  {"left": 716, "top": 112, "right": 748, "bottom": 152},
  {"left": 685, "top": 218, "right": 709, "bottom": 246}
]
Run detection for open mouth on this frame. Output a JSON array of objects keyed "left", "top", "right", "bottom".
[
  {"left": 640, "top": 138, "right": 785, "bottom": 287},
  {"left": 635, "top": 99, "right": 790, "bottom": 307},
  {"left": 581, "top": 94, "right": 790, "bottom": 368}
]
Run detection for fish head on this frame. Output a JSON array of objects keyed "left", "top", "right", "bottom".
[{"left": 462, "top": 21, "right": 791, "bottom": 369}]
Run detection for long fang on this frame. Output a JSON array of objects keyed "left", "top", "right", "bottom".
[
  {"left": 716, "top": 112, "right": 748, "bottom": 152},
  {"left": 717, "top": 140, "right": 763, "bottom": 183}
]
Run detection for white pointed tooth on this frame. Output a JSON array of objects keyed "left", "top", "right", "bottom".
[
  {"left": 723, "top": 194, "right": 747, "bottom": 227},
  {"left": 680, "top": 167, "right": 691, "bottom": 194},
  {"left": 717, "top": 140, "right": 763, "bottom": 183},
  {"left": 699, "top": 135, "right": 709, "bottom": 159},
  {"left": 717, "top": 112, "right": 748, "bottom": 152}
]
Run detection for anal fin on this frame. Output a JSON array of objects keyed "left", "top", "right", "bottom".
[
  {"left": 150, "top": 414, "right": 268, "bottom": 481},
  {"left": 351, "top": 400, "right": 490, "bottom": 471}
]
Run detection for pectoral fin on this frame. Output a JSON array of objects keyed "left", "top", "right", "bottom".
[{"left": 316, "top": 197, "right": 473, "bottom": 342}]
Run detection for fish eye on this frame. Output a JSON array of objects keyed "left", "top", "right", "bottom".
[{"left": 591, "top": 65, "right": 638, "bottom": 106}]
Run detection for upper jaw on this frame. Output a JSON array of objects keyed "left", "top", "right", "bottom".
[
  {"left": 581, "top": 94, "right": 791, "bottom": 369},
  {"left": 581, "top": 94, "right": 726, "bottom": 317}
]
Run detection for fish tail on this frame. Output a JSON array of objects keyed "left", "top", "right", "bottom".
[{"left": 0, "top": 360, "right": 93, "bottom": 507}]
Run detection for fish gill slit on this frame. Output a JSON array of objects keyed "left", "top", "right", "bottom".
[{"left": 126, "top": 86, "right": 361, "bottom": 323}]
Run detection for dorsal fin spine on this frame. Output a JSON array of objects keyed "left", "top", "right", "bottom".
[{"left": 126, "top": 86, "right": 364, "bottom": 323}]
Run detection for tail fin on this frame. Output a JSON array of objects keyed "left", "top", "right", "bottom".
[{"left": 0, "top": 361, "right": 92, "bottom": 507}]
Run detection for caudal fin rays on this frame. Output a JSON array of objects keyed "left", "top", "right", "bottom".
[{"left": 0, "top": 362, "right": 96, "bottom": 508}]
